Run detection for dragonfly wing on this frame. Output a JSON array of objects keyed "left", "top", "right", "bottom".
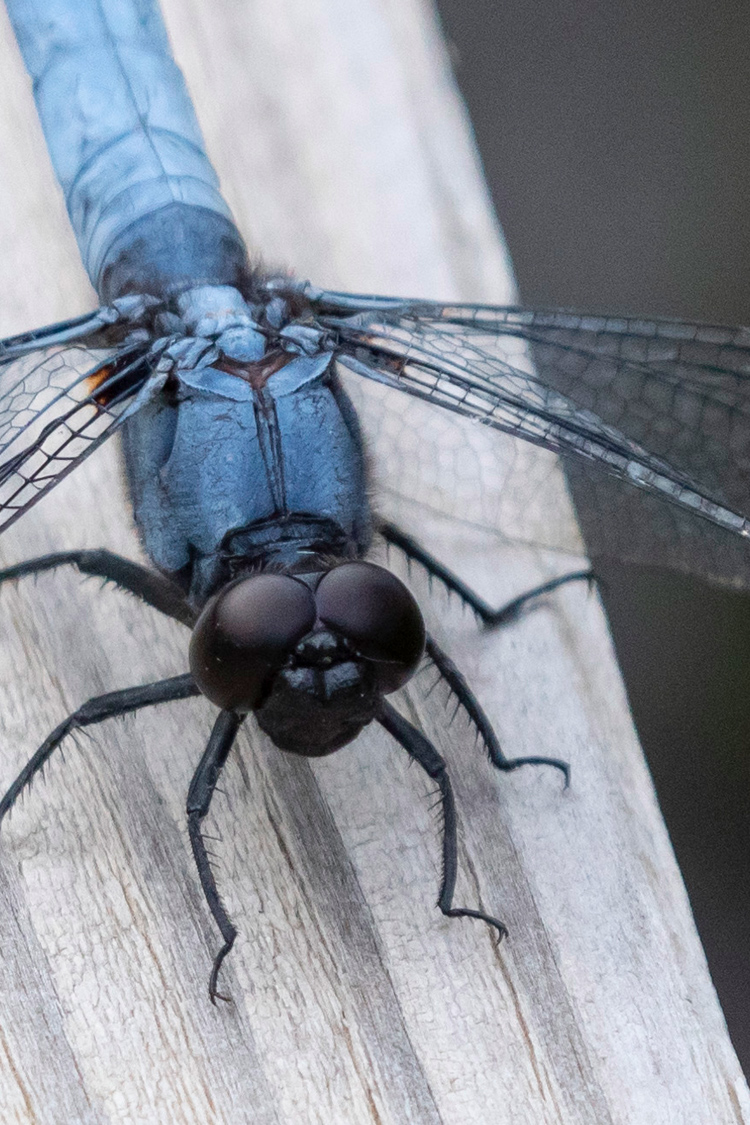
[
  {"left": 310, "top": 291, "right": 750, "bottom": 589},
  {"left": 0, "top": 294, "right": 156, "bottom": 364},
  {"left": 514, "top": 311, "right": 750, "bottom": 589},
  {"left": 0, "top": 336, "right": 154, "bottom": 535}
]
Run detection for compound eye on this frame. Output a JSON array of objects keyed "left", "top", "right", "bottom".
[
  {"left": 189, "top": 574, "right": 316, "bottom": 711},
  {"left": 316, "top": 562, "right": 425, "bottom": 693}
]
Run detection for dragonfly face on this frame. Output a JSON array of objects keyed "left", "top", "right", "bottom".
[{"left": 189, "top": 562, "right": 426, "bottom": 755}]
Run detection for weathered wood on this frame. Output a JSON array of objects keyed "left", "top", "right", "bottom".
[{"left": 0, "top": 0, "right": 747, "bottom": 1122}]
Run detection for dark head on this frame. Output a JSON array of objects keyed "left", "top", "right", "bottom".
[{"left": 188, "top": 562, "right": 425, "bottom": 756}]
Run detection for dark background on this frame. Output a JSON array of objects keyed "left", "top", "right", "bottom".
[{"left": 436, "top": 0, "right": 750, "bottom": 1071}]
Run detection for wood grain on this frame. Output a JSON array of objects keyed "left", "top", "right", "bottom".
[{"left": 0, "top": 1, "right": 746, "bottom": 1122}]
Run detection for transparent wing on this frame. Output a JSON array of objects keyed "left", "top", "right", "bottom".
[
  {"left": 0, "top": 325, "right": 154, "bottom": 535},
  {"left": 306, "top": 287, "right": 750, "bottom": 589}
]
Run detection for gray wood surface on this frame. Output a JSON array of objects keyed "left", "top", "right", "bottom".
[{"left": 0, "top": 1, "right": 747, "bottom": 1122}]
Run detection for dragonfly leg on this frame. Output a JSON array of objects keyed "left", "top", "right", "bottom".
[
  {"left": 0, "top": 674, "right": 199, "bottom": 827},
  {"left": 425, "top": 633, "right": 570, "bottom": 786},
  {"left": 186, "top": 710, "right": 244, "bottom": 1005},
  {"left": 380, "top": 521, "right": 593, "bottom": 627},
  {"left": 378, "top": 700, "right": 507, "bottom": 939},
  {"left": 0, "top": 550, "right": 195, "bottom": 627}
]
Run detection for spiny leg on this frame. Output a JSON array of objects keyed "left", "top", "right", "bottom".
[
  {"left": 0, "top": 674, "right": 200, "bottom": 826},
  {"left": 380, "top": 521, "right": 593, "bottom": 626},
  {"left": 186, "top": 710, "right": 244, "bottom": 1004},
  {"left": 381, "top": 520, "right": 571, "bottom": 783},
  {"left": 378, "top": 700, "right": 507, "bottom": 939},
  {"left": 0, "top": 550, "right": 195, "bottom": 627},
  {"left": 425, "top": 633, "right": 569, "bottom": 786}
]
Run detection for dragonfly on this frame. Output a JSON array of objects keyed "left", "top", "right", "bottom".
[{"left": 2, "top": 0, "right": 750, "bottom": 1003}]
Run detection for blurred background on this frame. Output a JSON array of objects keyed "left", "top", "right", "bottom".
[{"left": 436, "top": 0, "right": 750, "bottom": 1072}]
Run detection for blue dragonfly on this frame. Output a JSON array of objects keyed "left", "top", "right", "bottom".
[{"left": 2, "top": 0, "right": 750, "bottom": 1002}]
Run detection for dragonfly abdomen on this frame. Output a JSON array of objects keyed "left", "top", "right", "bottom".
[{"left": 6, "top": 0, "right": 248, "bottom": 300}]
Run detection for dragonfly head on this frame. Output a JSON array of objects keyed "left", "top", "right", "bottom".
[{"left": 189, "top": 562, "right": 425, "bottom": 755}]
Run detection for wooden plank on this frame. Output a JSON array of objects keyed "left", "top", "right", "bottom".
[{"left": 0, "top": 0, "right": 746, "bottom": 1122}]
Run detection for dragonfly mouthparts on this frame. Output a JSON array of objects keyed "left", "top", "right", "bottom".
[{"left": 255, "top": 655, "right": 379, "bottom": 757}]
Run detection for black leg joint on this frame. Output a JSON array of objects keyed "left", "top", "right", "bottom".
[
  {"left": 425, "top": 633, "right": 570, "bottom": 787},
  {"left": 380, "top": 520, "right": 594, "bottom": 628},
  {"left": 0, "top": 550, "right": 195, "bottom": 627},
  {"left": 186, "top": 710, "right": 244, "bottom": 1004},
  {"left": 378, "top": 700, "right": 508, "bottom": 941},
  {"left": 0, "top": 674, "right": 200, "bottom": 827}
]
